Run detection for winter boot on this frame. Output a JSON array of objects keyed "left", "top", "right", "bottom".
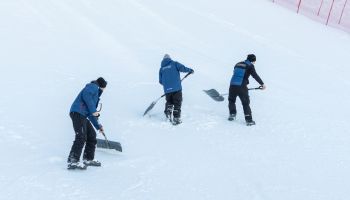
[
  {"left": 83, "top": 160, "right": 101, "bottom": 167},
  {"left": 244, "top": 115, "right": 255, "bottom": 126},
  {"left": 228, "top": 114, "right": 236, "bottom": 121},
  {"left": 172, "top": 117, "right": 182, "bottom": 125},
  {"left": 246, "top": 119, "right": 256, "bottom": 126},
  {"left": 67, "top": 161, "right": 87, "bottom": 170},
  {"left": 165, "top": 105, "right": 174, "bottom": 120}
]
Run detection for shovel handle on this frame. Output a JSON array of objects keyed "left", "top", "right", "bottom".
[
  {"left": 101, "top": 131, "right": 111, "bottom": 149},
  {"left": 248, "top": 86, "right": 263, "bottom": 90}
]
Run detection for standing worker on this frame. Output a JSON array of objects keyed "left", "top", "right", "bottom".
[
  {"left": 228, "top": 54, "right": 266, "bottom": 126},
  {"left": 67, "top": 77, "right": 107, "bottom": 169},
  {"left": 159, "top": 54, "right": 194, "bottom": 125}
]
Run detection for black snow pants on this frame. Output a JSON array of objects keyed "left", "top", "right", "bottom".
[
  {"left": 164, "top": 90, "right": 183, "bottom": 118},
  {"left": 228, "top": 85, "right": 253, "bottom": 121},
  {"left": 68, "top": 112, "right": 97, "bottom": 163}
]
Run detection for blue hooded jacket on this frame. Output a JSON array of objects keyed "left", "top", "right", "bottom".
[
  {"left": 70, "top": 82, "right": 102, "bottom": 130},
  {"left": 159, "top": 58, "right": 193, "bottom": 94}
]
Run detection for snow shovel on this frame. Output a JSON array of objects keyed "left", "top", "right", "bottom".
[
  {"left": 143, "top": 72, "right": 193, "bottom": 116},
  {"left": 204, "top": 86, "right": 263, "bottom": 102},
  {"left": 96, "top": 131, "right": 122, "bottom": 152}
]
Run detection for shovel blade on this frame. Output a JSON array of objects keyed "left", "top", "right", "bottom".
[
  {"left": 203, "top": 89, "right": 225, "bottom": 102},
  {"left": 96, "top": 138, "right": 122, "bottom": 152}
]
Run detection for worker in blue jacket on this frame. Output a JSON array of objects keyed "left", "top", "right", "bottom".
[
  {"left": 228, "top": 54, "right": 266, "bottom": 126},
  {"left": 159, "top": 54, "right": 194, "bottom": 125},
  {"left": 67, "top": 77, "right": 107, "bottom": 169}
]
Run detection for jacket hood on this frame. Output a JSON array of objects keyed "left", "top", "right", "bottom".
[
  {"left": 161, "top": 58, "right": 172, "bottom": 67},
  {"left": 90, "top": 80, "right": 99, "bottom": 85}
]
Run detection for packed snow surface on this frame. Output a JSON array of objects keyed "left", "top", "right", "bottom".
[{"left": 1, "top": 0, "right": 350, "bottom": 199}]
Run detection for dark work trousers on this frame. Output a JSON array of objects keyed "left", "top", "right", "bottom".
[
  {"left": 164, "top": 91, "right": 183, "bottom": 118},
  {"left": 68, "top": 112, "right": 97, "bottom": 163},
  {"left": 228, "top": 85, "right": 253, "bottom": 121}
]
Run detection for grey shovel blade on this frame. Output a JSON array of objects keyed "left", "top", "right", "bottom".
[
  {"left": 203, "top": 89, "right": 225, "bottom": 102},
  {"left": 96, "top": 138, "right": 122, "bottom": 152},
  {"left": 143, "top": 101, "right": 156, "bottom": 116}
]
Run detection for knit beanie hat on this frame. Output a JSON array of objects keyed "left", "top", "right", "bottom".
[
  {"left": 96, "top": 77, "right": 107, "bottom": 88},
  {"left": 247, "top": 54, "right": 256, "bottom": 62}
]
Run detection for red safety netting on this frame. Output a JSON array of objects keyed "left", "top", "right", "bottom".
[{"left": 273, "top": 0, "right": 350, "bottom": 33}]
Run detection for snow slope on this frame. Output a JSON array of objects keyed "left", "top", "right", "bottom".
[{"left": 1, "top": 0, "right": 350, "bottom": 199}]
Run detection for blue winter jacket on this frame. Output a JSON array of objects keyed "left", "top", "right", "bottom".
[
  {"left": 70, "top": 82, "right": 102, "bottom": 130},
  {"left": 159, "top": 58, "right": 193, "bottom": 94}
]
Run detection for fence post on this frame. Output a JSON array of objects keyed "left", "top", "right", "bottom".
[
  {"left": 326, "top": 0, "right": 335, "bottom": 25},
  {"left": 339, "top": 0, "right": 348, "bottom": 24},
  {"left": 318, "top": 0, "right": 324, "bottom": 16},
  {"left": 297, "top": 0, "right": 302, "bottom": 13}
]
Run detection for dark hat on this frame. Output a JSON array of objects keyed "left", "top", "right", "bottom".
[
  {"left": 247, "top": 54, "right": 256, "bottom": 62},
  {"left": 96, "top": 77, "right": 107, "bottom": 88}
]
